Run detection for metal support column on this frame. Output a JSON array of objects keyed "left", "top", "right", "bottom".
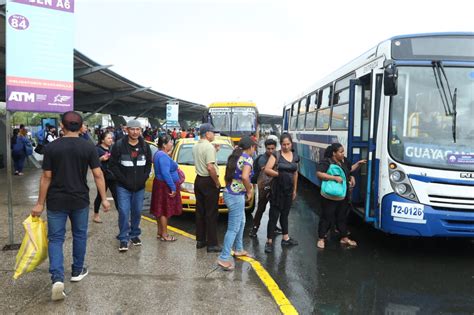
[{"left": 3, "top": 110, "right": 20, "bottom": 251}]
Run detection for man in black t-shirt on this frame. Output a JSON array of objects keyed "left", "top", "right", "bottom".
[{"left": 31, "top": 111, "right": 110, "bottom": 301}]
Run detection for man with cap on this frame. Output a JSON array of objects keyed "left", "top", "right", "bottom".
[
  {"left": 31, "top": 111, "right": 111, "bottom": 301},
  {"left": 192, "top": 123, "right": 221, "bottom": 252},
  {"left": 109, "top": 120, "right": 152, "bottom": 252}
]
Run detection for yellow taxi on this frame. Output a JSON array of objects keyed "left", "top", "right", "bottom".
[{"left": 145, "top": 137, "right": 255, "bottom": 214}]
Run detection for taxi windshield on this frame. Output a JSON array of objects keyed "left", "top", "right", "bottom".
[{"left": 177, "top": 143, "right": 234, "bottom": 165}]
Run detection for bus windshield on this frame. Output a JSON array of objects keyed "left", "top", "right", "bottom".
[
  {"left": 231, "top": 108, "right": 257, "bottom": 132},
  {"left": 389, "top": 66, "right": 474, "bottom": 171},
  {"left": 209, "top": 107, "right": 257, "bottom": 134}
]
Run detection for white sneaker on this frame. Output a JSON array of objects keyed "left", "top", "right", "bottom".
[
  {"left": 51, "top": 282, "right": 66, "bottom": 301},
  {"left": 71, "top": 267, "right": 89, "bottom": 282}
]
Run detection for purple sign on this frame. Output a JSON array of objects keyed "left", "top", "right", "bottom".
[
  {"left": 447, "top": 154, "right": 474, "bottom": 165},
  {"left": 12, "top": 0, "right": 74, "bottom": 13},
  {"left": 6, "top": 85, "right": 73, "bottom": 113},
  {"left": 8, "top": 14, "right": 29, "bottom": 30}
]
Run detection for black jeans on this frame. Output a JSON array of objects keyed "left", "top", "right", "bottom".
[
  {"left": 267, "top": 193, "right": 292, "bottom": 239},
  {"left": 94, "top": 179, "right": 119, "bottom": 213},
  {"left": 318, "top": 197, "right": 349, "bottom": 239},
  {"left": 194, "top": 175, "right": 220, "bottom": 246},
  {"left": 253, "top": 185, "right": 270, "bottom": 228}
]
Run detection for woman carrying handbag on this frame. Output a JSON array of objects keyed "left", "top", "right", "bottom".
[{"left": 316, "top": 143, "right": 365, "bottom": 249}]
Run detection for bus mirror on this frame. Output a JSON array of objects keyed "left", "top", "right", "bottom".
[{"left": 384, "top": 62, "right": 398, "bottom": 96}]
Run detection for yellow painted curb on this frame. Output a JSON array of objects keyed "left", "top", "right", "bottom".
[{"left": 142, "top": 215, "right": 299, "bottom": 315}]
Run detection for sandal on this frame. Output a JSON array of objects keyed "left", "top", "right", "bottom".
[
  {"left": 340, "top": 238, "right": 357, "bottom": 247},
  {"left": 93, "top": 216, "right": 103, "bottom": 223},
  {"left": 233, "top": 250, "right": 253, "bottom": 258},
  {"left": 217, "top": 260, "right": 234, "bottom": 271},
  {"left": 160, "top": 234, "right": 177, "bottom": 242},
  {"left": 317, "top": 239, "right": 325, "bottom": 249}
]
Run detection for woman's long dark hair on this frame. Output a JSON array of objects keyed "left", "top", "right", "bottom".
[
  {"left": 11, "top": 128, "right": 19, "bottom": 145},
  {"left": 97, "top": 131, "right": 113, "bottom": 146},
  {"left": 158, "top": 135, "right": 171, "bottom": 150},
  {"left": 324, "top": 143, "right": 343, "bottom": 159},
  {"left": 225, "top": 147, "right": 243, "bottom": 186},
  {"left": 224, "top": 137, "right": 255, "bottom": 186}
]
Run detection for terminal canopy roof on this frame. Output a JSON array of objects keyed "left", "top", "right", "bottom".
[{"left": 73, "top": 50, "right": 206, "bottom": 121}]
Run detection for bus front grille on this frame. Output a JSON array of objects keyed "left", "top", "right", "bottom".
[{"left": 428, "top": 194, "right": 474, "bottom": 211}]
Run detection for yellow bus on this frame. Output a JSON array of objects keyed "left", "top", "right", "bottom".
[{"left": 205, "top": 102, "right": 259, "bottom": 143}]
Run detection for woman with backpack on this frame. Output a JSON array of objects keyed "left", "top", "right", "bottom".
[
  {"left": 11, "top": 128, "right": 32, "bottom": 176},
  {"left": 316, "top": 143, "right": 365, "bottom": 249},
  {"left": 263, "top": 133, "right": 300, "bottom": 254}
]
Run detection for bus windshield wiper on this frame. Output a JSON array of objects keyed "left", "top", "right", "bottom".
[
  {"left": 431, "top": 61, "right": 458, "bottom": 142},
  {"left": 431, "top": 61, "right": 452, "bottom": 116},
  {"left": 452, "top": 88, "right": 457, "bottom": 143}
]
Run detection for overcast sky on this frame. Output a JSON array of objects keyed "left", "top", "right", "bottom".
[{"left": 75, "top": 0, "right": 473, "bottom": 115}]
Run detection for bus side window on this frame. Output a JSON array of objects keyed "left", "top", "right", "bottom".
[
  {"left": 290, "top": 102, "right": 297, "bottom": 131},
  {"left": 316, "top": 86, "right": 332, "bottom": 130},
  {"left": 298, "top": 97, "right": 307, "bottom": 130},
  {"left": 305, "top": 92, "right": 318, "bottom": 130},
  {"left": 316, "top": 108, "right": 331, "bottom": 130}
]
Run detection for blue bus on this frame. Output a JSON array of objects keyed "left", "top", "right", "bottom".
[{"left": 283, "top": 33, "right": 474, "bottom": 237}]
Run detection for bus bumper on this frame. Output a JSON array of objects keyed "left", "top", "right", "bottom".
[{"left": 380, "top": 193, "right": 474, "bottom": 237}]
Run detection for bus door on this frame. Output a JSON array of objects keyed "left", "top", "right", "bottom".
[
  {"left": 349, "top": 68, "right": 384, "bottom": 224},
  {"left": 348, "top": 73, "right": 375, "bottom": 222}
]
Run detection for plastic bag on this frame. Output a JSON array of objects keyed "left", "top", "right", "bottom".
[{"left": 13, "top": 215, "right": 48, "bottom": 280}]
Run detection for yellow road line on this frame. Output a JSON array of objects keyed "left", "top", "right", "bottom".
[{"left": 141, "top": 215, "right": 298, "bottom": 315}]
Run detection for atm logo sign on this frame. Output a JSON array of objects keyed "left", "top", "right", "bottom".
[{"left": 8, "top": 91, "right": 35, "bottom": 102}]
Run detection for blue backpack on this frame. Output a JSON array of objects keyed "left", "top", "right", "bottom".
[{"left": 321, "top": 164, "right": 347, "bottom": 201}]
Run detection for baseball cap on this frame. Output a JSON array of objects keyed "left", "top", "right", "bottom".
[
  {"left": 238, "top": 136, "right": 258, "bottom": 150},
  {"left": 126, "top": 120, "right": 142, "bottom": 129},
  {"left": 199, "top": 123, "right": 215, "bottom": 135}
]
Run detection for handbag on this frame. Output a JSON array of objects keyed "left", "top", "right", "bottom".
[
  {"left": 321, "top": 164, "right": 347, "bottom": 201},
  {"left": 34, "top": 143, "right": 44, "bottom": 155},
  {"left": 177, "top": 168, "right": 185, "bottom": 185},
  {"left": 24, "top": 139, "right": 33, "bottom": 156}
]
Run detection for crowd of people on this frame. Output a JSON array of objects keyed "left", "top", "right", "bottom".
[{"left": 29, "top": 110, "right": 364, "bottom": 301}]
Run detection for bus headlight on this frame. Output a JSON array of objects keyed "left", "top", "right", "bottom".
[
  {"left": 395, "top": 183, "right": 409, "bottom": 195},
  {"left": 390, "top": 171, "right": 404, "bottom": 182},
  {"left": 181, "top": 182, "right": 194, "bottom": 194},
  {"left": 388, "top": 164, "right": 418, "bottom": 202}
]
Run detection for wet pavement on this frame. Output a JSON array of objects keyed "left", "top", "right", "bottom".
[
  {"left": 0, "top": 167, "right": 279, "bottom": 314},
  {"left": 2, "top": 163, "right": 473, "bottom": 314},
  {"left": 163, "top": 178, "right": 474, "bottom": 314}
]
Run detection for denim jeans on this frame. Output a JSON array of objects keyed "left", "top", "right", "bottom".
[
  {"left": 47, "top": 207, "right": 89, "bottom": 283},
  {"left": 116, "top": 185, "right": 144, "bottom": 242},
  {"left": 219, "top": 192, "right": 245, "bottom": 261},
  {"left": 12, "top": 151, "right": 26, "bottom": 173}
]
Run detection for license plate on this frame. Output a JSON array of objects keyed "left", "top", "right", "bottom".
[{"left": 391, "top": 201, "right": 425, "bottom": 222}]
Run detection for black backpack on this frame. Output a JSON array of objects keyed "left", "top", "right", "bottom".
[{"left": 251, "top": 154, "right": 264, "bottom": 184}]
